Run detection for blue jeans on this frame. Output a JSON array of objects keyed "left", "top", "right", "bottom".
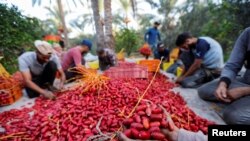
[{"left": 149, "top": 44, "right": 159, "bottom": 59}]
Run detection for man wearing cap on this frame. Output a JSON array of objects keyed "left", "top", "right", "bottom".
[
  {"left": 175, "top": 32, "right": 223, "bottom": 88},
  {"left": 18, "top": 40, "right": 66, "bottom": 99},
  {"left": 96, "top": 47, "right": 117, "bottom": 71},
  {"left": 144, "top": 22, "right": 161, "bottom": 58},
  {"left": 62, "top": 39, "right": 92, "bottom": 80},
  {"left": 155, "top": 42, "right": 170, "bottom": 61}
]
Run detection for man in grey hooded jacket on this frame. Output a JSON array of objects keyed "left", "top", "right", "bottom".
[{"left": 198, "top": 27, "right": 250, "bottom": 124}]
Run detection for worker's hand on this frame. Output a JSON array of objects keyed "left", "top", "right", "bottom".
[
  {"left": 42, "top": 90, "right": 56, "bottom": 100},
  {"left": 117, "top": 132, "right": 135, "bottom": 141},
  {"left": 161, "top": 111, "right": 179, "bottom": 141},
  {"left": 59, "top": 76, "right": 65, "bottom": 89},
  {"left": 61, "top": 73, "right": 66, "bottom": 83},
  {"left": 227, "top": 88, "right": 245, "bottom": 101},
  {"left": 176, "top": 76, "right": 184, "bottom": 84},
  {"left": 215, "top": 82, "right": 231, "bottom": 102},
  {"left": 117, "top": 107, "right": 179, "bottom": 141}
]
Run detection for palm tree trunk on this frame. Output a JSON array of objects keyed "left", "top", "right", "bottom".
[
  {"left": 91, "top": 0, "right": 105, "bottom": 49},
  {"left": 57, "top": 0, "right": 69, "bottom": 48},
  {"left": 104, "top": 0, "right": 115, "bottom": 50}
]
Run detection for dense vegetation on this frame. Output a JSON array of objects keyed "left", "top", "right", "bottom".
[{"left": 0, "top": 4, "right": 43, "bottom": 73}]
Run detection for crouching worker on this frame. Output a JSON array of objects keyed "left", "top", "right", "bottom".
[
  {"left": 62, "top": 39, "right": 92, "bottom": 80},
  {"left": 175, "top": 32, "right": 223, "bottom": 88},
  {"left": 18, "top": 40, "right": 65, "bottom": 99},
  {"left": 155, "top": 42, "right": 170, "bottom": 62},
  {"left": 97, "top": 48, "right": 117, "bottom": 71}
]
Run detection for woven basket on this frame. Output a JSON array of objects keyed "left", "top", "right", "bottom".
[{"left": 0, "top": 83, "right": 22, "bottom": 106}]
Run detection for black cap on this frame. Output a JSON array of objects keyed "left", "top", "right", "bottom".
[{"left": 154, "top": 21, "right": 161, "bottom": 25}]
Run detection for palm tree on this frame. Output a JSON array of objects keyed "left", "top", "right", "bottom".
[
  {"left": 31, "top": 0, "right": 84, "bottom": 48},
  {"left": 69, "top": 13, "right": 93, "bottom": 33},
  {"left": 116, "top": 0, "right": 131, "bottom": 27},
  {"left": 57, "top": 0, "right": 69, "bottom": 48},
  {"left": 40, "top": 19, "right": 58, "bottom": 35},
  {"left": 44, "top": 5, "right": 70, "bottom": 30},
  {"left": 112, "top": 13, "right": 127, "bottom": 29},
  {"left": 114, "top": 0, "right": 139, "bottom": 27},
  {"left": 91, "top": 0, "right": 105, "bottom": 48},
  {"left": 104, "top": 0, "right": 114, "bottom": 49}
]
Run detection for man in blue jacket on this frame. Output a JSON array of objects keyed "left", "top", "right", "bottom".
[
  {"left": 198, "top": 27, "right": 250, "bottom": 124},
  {"left": 144, "top": 22, "right": 161, "bottom": 58}
]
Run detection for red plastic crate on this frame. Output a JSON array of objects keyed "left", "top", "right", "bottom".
[
  {"left": 117, "top": 62, "right": 137, "bottom": 67},
  {"left": 104, "top": 66, "right": 148, "bottom": 79}
]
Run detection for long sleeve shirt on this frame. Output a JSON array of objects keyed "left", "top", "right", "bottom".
[
  {"left": 144, "top": 27, "right": 161, "bottom": 45},
  {"left": 178, "top": 129, "right": 207, "bottom": 141},
  {"left": 220, "top": 27, "right": 250, "bottom": 86}
]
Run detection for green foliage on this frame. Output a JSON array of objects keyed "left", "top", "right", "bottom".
[
  {"left": 152, "top": 0, "right": 250, "bottom": 61},
  {"left": 201, "top": 0, "right": 250, "bottom": 61},
  {"left": 115, "top": 28, "right": 140, "bottom": 56},
  {"left": 0, "top": 4, "right": 43, "bottom": 73}
]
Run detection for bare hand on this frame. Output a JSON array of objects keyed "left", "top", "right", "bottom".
[
  {"left": 161, "top": 116, "right": 179, "bottom": 141},
  {"left": 42, "top": 90, "right": 56, "bottom": 100},
  {"left": 215, "top": 82, "right": 231, "bottom": 102},
  {"left": 58, "top": 80, "right": 65, "bottom": 89},
  {"left": 227, "top": 88, "right": 246, "bottom": 101},
  {"left": 117, "top": 132, "right": 135, "bottom": 141},
  {"left": 176, "top": 76, "right": 184, "bottom": 84}
]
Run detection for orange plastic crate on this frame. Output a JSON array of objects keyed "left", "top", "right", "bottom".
[
  {"left": 0, "top": 78, "right": 23, "bottom": 106},
  {"left": 138, "top": 59, "right": 161, "bottom": 72}
]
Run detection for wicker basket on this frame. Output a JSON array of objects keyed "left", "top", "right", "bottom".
[{"left": 0, "top": 77, "right": 23, "bottom": 106}]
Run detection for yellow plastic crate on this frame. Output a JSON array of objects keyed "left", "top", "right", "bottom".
[{"left": 88, "top": 60, "right": 99, "bottom": 70}]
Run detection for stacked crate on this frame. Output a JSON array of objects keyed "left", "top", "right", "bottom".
[{"left": 104, "top": 62, "right": 148, "bottom": 79}]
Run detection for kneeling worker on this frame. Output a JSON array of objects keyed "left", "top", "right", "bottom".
[
  {"left": 18, "top": 40, "right": 65, "bottom": 99},
  {"left": 97, "top": 47, "right": 117, "bottom": 71}
]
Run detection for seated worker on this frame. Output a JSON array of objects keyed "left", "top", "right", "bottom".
[
  {"left": 62, "top": 39, "right": 92, "bottom": 80},
  {"left": 167, "top": 49, "right": 194, "bottom": 75},
  {"left": 97, "top": 47, "right": 117, "bottom": 71},
  {"left": 198, "top": 27, "right": 250, "bottom": 124},
  {"left": 18, "top": 40, "right": 65, "bottom": 99},
  {"left": 175, "top": 32, "right": 223, "bottom": 88},
  {"left": 155, "top": 42, "right": 170, "bottom": 61}
]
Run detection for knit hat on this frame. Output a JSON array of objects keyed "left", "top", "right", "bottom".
[
  {"left": 34, "top": 40, "right": 53, "bottom": 55},
  {"left": 81, "top": 39, "right": 92, "bottom": 50}
]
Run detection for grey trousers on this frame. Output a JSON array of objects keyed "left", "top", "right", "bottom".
[{"left": 198, "top": 78, "right": 250, "bottom": 124}]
